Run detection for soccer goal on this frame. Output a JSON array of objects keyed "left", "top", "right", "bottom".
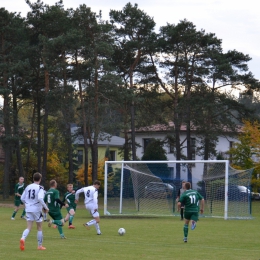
[{"left": 104, "top": 160, "right": 253, "bottom": 219}]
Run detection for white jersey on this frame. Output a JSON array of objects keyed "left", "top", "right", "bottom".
[
  {"left": 75, "top": 186, "right": 98, "bottom": 208},
  {"left": 21, "top": 183, "right": 48, "bottom": 213}
]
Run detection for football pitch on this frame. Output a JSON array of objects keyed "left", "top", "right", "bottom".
[{"left": 0, "top": 200, "right": 259, "bottom": 260}]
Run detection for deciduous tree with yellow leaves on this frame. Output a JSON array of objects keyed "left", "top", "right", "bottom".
[
  {"left": 229, "top": 120, "right": 260, "bottom": 192},
  {"left": 75, "top": 157, "right": 106, "bottom": 194}
]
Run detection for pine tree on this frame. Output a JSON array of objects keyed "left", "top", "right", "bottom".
[{"left": 110, "top": 3, "right": 157, "bottom": 160}]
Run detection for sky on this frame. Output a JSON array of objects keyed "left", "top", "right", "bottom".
[{"left": 2, "top": 0, "right": 260, "bottom": 80}]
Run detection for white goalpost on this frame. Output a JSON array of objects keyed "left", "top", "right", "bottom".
[{"left": 104, "top": 160, "right": 253, "bottom": 219}]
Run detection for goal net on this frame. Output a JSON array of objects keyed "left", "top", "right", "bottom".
[{"left": 104, "top": 160, "right": 253, "bottom": 219}]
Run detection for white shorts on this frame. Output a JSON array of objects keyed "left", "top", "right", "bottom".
[
  {"left": 26, "top": 211, "right": 43, "bottom": 222},
  {"left": 85, "top": 204, "right": 99, "bottom": 218}
]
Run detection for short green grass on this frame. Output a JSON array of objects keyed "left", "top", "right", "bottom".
[{"left": 0, "top": 200, "right": 260, "bottom": 260}]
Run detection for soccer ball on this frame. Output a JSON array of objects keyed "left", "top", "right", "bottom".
[{"left": 118, "top": 228, "right": 126, "bottom": 236}]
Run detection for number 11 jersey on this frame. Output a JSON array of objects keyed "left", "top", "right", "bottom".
[{"left": 179, "top": 189, "right": 204, "bottom": 212}]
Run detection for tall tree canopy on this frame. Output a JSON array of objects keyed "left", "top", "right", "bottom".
[{"left": 0, "top": 2, "right": 259, "bottom": 198}]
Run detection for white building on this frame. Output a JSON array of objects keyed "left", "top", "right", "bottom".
[{"left": 134, "top": 122, "right": 239, "bottom": 186}]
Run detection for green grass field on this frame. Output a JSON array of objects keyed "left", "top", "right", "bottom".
[{"left": 0, "top": 200, "right": 259, "bottom": 260}]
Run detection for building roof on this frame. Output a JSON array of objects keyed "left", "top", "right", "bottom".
[
  {"left": 71, "top": 125, "right": 125, "bottom": 147},
  {"left": 135, "top": 121, "right": 242, "bottom": 134},
  {"left": 135, "top": 121, "right": 184, "bottom": 133}
]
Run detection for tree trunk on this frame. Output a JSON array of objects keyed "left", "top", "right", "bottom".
[
  {"left": 76, "top": 52, "right": 89, "bottom": 186},
  {"left": 61, "top": 52, "right": 74, "bottom": 183},
  {"left": 3, "top": 98, "right": 12, "bottom": 199},
  {"left": 124, "top": 128, "right": 130, "bottom": 160},
  {"left": 204, "top": 136, "right": 210, "bottom": 160},
  {"left": 12, "top": 77, "right": 24, "bottom": 178},
  {"left": 37, "top": 93, "right": 42, "bottom": 173},
  {"left": 67, "top": 124, "right": 74, "bottom": 183},
  {"left": 91, "top": 58, "right": 99, "bottom": 181},
  {"left": 26, "top": 99, "right": 36, "bottom": 181},
  {"left": 1, "top": 31, "right": 11, "bottom": 199},
  {"left": 174, "top": 123, "right": 181, "bottom": 180},
  {"left": 129, "top": 73, "right": 136, "bottom": 160},
  {"left": 174, "top": 77, "right": 182, "bottom": 180},
  {"left": 42, "top": 69, "right": 49, "bottom": 187},
  {"left": 91, "top": 141, "right": 98, "bottom": 181},
  {"left": 186, "top": 101, "right": 192, "bottom": 184},
  {"left": 2, "top": 76, "right": 11, "bottom": 198}
]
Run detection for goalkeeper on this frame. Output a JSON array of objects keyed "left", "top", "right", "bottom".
[
  {"left": 176, "top": 180, "right": 186, "bottom": 220},
  {"left": 178, "top": 182, "right": 204, "bottom": 243}
]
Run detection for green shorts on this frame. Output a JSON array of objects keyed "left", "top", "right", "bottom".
[
  {"left": 14, "top": 199, "right": 23, "bottom": 207},
  {"left": 184, "top": 211, "right": 199, "bottom": 222},
  {"left": 49, "top": 211, "right": 63, "bottom": 220}
]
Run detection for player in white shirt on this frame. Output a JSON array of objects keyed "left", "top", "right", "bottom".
[
  {"left": 19, "top": 172, "right": 49, "bottom": 251},
  {"left": 75, "top": 180, "right": 101, "bottom": 235}
]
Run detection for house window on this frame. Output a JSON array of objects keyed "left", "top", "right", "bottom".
[
  {"left": 143, "top": 138, "right": 152, "bottom": 153},
  {"left": 169, "top": 143, "right": 174, "bottom": 153},
  {"left": 229, "top": 141, "right": 233, "bottom": 163},
  {"left": 191, "top": 138, "right": 196, "bottom": 160},
  {"left": 109, "top": 151, "right": 116, "bottom": 161},
  {"left": 169, "top": 167, "right": 174, "bottom": 178},
  {"left": 77, "top": 150, "right": 83, "bottom": 165}
]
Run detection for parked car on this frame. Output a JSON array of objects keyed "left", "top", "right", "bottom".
[
  {"left": 215, "top": 185, "right": 251, "bottom": 201},
  {"left": 144, "top": 182, "right": 174, "bottom": 199},
  {"left": 251, "top": 192, "right": 260, "bottom": 200}
]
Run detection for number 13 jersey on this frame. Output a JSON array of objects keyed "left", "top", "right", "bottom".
[{"left": 21, "top": 183, "right": 47, "bottom": 212}]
